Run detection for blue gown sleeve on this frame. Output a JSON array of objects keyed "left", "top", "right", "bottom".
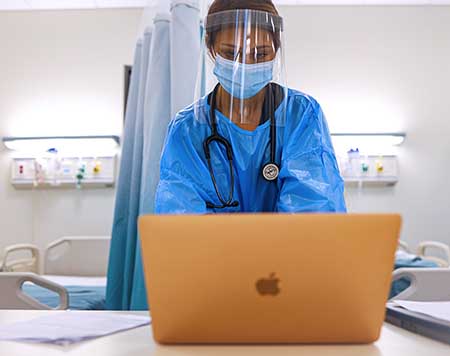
[
  {"left": 276, "top": 98, "right": 347, "bottom": 213},
  {"left": 154, "top": 119, "right": 209, "bottom": 215}
]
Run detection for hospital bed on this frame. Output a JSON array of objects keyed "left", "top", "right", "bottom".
[
  {"left": 0, "top": 236, "right": 110, "bottom": 310},
  {"left": 1, "top": 237, "right": 447, "bottom": 309}
]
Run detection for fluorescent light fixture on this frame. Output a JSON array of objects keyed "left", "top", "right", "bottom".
[
  {"left": 2, "top": 136, "right": 120, "bottom": 156},
  {"left": 331, "top": 133, "right": 406, "bottom": 156}
]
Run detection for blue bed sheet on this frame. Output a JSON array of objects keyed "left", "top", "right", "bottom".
[{"left": 22, "top": 285, "right": 106, "bottom": 310}]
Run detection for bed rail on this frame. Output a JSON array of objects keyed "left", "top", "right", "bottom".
[
  {"left": 0, "top": 244, "right": 40, "bottom": 273},
  {"left": 44, "top": 236, "right": 110, "bottom": 276},
  {"left": 0, "top": 273, "right": 68, "bottom": 310}
]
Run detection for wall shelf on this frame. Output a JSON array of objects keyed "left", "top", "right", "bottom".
[
  {"left": 2, "top": 135, "right": 120, "bottom": 157},
  {"left": 344, "top": 177, "right": 398, "bottom": 187}
]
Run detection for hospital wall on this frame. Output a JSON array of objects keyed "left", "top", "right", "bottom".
[
  {"left": 0, "top": 6, "right": 449, "bottom": 254},
  {"left": 279, "top": 5, "right": 450, "bottom": 247},
  {"left": 0, "top": 10, "right": 141, "bottom": 251}
]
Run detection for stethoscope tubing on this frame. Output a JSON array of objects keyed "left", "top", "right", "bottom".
[{"left": 204, "top": 84, "right": 278, "bottom": 209}]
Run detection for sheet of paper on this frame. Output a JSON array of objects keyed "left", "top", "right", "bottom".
[
  {"left": 0, "top": 312, "right": 151, "bottom": 345},
  {"left": 393, "top": 300, "right": 450, "bottom": 323}
]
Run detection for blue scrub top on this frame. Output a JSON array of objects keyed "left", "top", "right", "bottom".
[{"left": 155, "top": 88, "right": 346, "bottom": 214}]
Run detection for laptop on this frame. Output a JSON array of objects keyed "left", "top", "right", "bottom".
[{"left": 139, "top": 214, "right": 401, "bottom": 344}]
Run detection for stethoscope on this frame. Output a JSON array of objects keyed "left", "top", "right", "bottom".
[{"left": 204, "top": 83, "right": 280, "bottom": 210}]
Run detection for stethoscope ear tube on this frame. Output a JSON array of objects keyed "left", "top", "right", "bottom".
[
  {"left": 206, "top": 200, "right": 239, "bottom": 210},
  {"left": 204, "top": 85, "right": 239, "bottom": 209},
  {"left": 205, "top": 156, "right": 239, "bottom": 209},
  {"left": 204, "top": 135, "right": 233, "bottom": 161}
]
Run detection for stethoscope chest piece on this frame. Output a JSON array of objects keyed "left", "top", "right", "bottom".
[{"left": 262, "top": 163, "right": 280, "bottom": 181}]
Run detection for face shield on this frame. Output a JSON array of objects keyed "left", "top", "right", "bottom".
[{"left": 195, "top": 9, "right": 287, "bottom": 127}]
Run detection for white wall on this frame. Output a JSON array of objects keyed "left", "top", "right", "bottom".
[
  {"left": 279, "top": 5, "right": 450, "bottom": 247},
  {"left": 0, "top": 9, "right": 141, "bottom": 252},
  {"left": 0, "top": 6, "right": 449, "bottom": 256}
]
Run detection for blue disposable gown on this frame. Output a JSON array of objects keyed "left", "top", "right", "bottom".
[{"left": 155, "top": 88, "right": 346, "bottom": 214}]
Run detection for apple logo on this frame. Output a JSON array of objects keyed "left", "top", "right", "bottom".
[{"left": 256, "top": 273, "right": 280, "bottom": 296}]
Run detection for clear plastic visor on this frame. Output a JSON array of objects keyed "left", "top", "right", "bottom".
[{"left": 195, "top": 9, "right": 288, "bottom": 127}]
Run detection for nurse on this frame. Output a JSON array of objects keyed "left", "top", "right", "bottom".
[{"left": 155, "top": 0, "right": 346, "bottom": 214}]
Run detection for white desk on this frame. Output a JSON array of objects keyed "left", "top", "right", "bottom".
[{"left": 0, "top": 311, "right": 449, "bottom": 356}]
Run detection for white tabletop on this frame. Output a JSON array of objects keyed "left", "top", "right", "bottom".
[{"left": 0, "top": 311, "right": 449, "bottom": 356}]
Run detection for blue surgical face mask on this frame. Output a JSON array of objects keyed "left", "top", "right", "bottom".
[{"left": 213, "top": 55, "right": 274, "bottom": 99}]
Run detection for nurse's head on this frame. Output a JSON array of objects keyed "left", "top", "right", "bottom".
[{"left": 205, "top": 0, "right": 281, "bottom": 65}]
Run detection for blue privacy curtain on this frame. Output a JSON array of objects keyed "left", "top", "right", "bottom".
[{"left": 106, "top": 0, "right": 201, "bottom": 310}]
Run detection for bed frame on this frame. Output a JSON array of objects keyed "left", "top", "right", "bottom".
[
  {"left": 0, "top": 236, "right": 110, "bottom": 310},
  {"left": 0, "top": 273, "right": 68, "bottom": 310}
]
